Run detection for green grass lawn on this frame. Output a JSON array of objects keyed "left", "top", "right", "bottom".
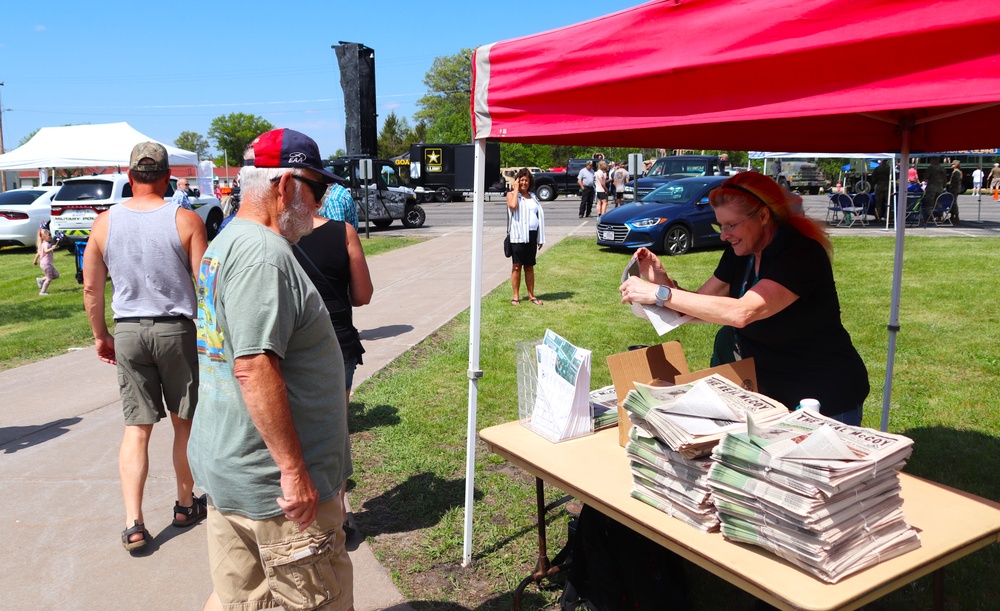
[
  {"left": 0, "top": 235, "right": 420, "bottom": 372},
  {"left": 347, "top": 236, "right": 1000, "bottom": 610}
]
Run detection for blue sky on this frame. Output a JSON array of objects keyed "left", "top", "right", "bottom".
[{"left": 0, "top": 0, "right": 639, "bottom": 160}]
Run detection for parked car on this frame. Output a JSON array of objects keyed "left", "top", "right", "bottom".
[
  {"left": 0, "top": 186, "right": 60, "bottom": 248},
  {"left": 596, "top": 176, "right": 727, "bottom": 255},
  {"left": 624, "top": 155, "right": 723, "bottom": 198},
  {"left": 50, "top": 174, "right": 224, "bottom": 243}
]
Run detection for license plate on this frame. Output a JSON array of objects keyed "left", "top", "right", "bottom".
[
  {"left": 61, "top": 209, "right": 92, "bottom": 218},
  {"left": 601, "top": 231, "right": 615, "bottom": 241}
]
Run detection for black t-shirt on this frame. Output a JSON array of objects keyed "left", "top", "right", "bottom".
[
  {"left": 293, "top": 220, "right": 364, "bottom": 363},
  {"left": 713, "top": 225, "right": 869, "bottom": 414}
]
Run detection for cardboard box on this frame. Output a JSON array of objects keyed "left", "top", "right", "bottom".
[{"left": 606, "top": 341, "right": 757, "bottom": 446}]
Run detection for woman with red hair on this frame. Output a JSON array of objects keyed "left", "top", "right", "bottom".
[{"left": 620, "top": 172, "right": 868, "bottom": 425}]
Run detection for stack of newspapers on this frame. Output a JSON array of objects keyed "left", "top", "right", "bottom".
[
  {"left": 621, "top": 374, "right": 790, "bottom": 458},
  {"left": 626, "top": 425, "right": 719, "bottom": 532},
  {"left": 708, "top": 409, "right": 921, "bottom": 583}
]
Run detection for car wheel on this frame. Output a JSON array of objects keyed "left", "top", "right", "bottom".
[
  {"left": 660, "top": 225, "right": 692, "bottom": 256},
  {"left": 435, "top": 187, "right": 451, "bottom": 203},
  {"left": 205, "top": 209, "right": 224, "bottom": 240},
  {"left": 536, "top": 184, "right": 555, "bottom": 201},
  {"left": 401, "top": 205, "right": 426, "bottom": 228},
  {"left": 372, "top": 219, "right": 393, "bottom": 228}
]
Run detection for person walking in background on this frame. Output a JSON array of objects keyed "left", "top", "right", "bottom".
[
  {"left": 991, "top": 163, "right": 1000, "bottom": 198},
  {"left": 33, "top": 226, "right": 60, "bottom": 295},
  {"left": 188, "top": 128, "right": 354, "bottom": 611},
  {"left": 594, "top": 160, "right": 609, "bottom": 217},
  {"left": 172, "top": 178, "right": 194, "bottom": 210},
  {"left": 508, "top": 167, "right": 545, "bottom": 306},
  {"left": 718, "top": 153, "right": 731, "bottom": 175},
  {"left": 320, "top": 179, "right": 359, "bottom": 229},
  {"left": 620, "top": 172, "right": 868, "bottom": 426},
  {"left": 82, "top": 142, "right": 208, "bottom": 553},
  {"left": 577, "top": 159, "right": 595, "bottom": 218},
  {"left": 922, "top": 158, "right": 946, "bottom": 224},
  {"left": 606, "top": 161, "right": 617, "bottom": 207},
  {"left": 613, "top": 161, "right": 629, "bottom": 207},
  {"left": 972, "top": 165, "right": 984, "bottom": 196},
  {"left": 947, "top": 161, "right": 963, "bottom": 222}
]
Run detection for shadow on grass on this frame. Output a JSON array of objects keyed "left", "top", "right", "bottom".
[
  {"left": 901, "top": 425, "right": 1000, "bottom": 501},
  {"left": 534, "top": 291, "right": 573, "bottom": 303},
  {"left": 0, "top": 298, "right": 84, "bottom": 324},
  {"left": 0, "top": 417, "right": 82, "bottom": 452},
  {"left": 408, "top": 590, "right": 553, "bottom": 610},
  {"left": 348, "top": 401, "right": 402, "bottom": 433},
  {"left": 355, "top": 472, "right": 481, "bottom": 536}
]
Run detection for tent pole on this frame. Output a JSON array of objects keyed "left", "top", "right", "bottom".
[
  {"left": 881, "top": 128, "right": 911, "bottom": 432},
  {"left": 462, "top": 138, "right": 487, "bottom": 567}
]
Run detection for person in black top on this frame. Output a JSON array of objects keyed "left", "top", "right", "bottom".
[
  {"left": 620, "top": 172, "right": 868, "bottom": 425},
  {"left": 294, "top": 214, "right": 373, "bottom": 404}
]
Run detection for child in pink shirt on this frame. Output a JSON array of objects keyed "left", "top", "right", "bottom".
[{"left": 33, "top": 227, "right": 60, "bottom": 296}]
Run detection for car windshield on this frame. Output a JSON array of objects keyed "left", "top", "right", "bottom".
[
  {"left": 646, "top": 159, "right": 710, "bottom": 178},
  {"left": 55, "top": 180, "right": 113, "bottom": 202},
  {"left": 0, "top": 190, "right": 46, "bottom": 205},
  {"left": 642, "top": 180, "right": 710, "bottom": 203}
]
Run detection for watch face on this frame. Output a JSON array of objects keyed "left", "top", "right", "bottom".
[{"left": 656, "top": 285, "right": 671, "bottom": 302}]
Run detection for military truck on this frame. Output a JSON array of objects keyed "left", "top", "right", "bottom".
[
  {"left": 325, "top": 157, "right": 426, "bottom": 228},
  {"left": 405, "top": 142, "right": 502, "bottom": 202},
  {"left": 774, "top": 161, "right": 829, "bottom": 195}
]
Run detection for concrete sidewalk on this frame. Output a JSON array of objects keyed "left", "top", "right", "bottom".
[{"left": 0, "top": 225, "right": 568, "bottom": 610}]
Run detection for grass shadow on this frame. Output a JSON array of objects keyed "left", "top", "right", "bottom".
[
  {"left": 354, "top": 472, "right": 481, "bottom": 536},
  {"left": 348, "top": 401, "right": 402, "bottom": 433}
]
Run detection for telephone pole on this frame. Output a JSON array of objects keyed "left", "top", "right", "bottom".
[{"left": 0, "top": 81, "right": 6, "bottom": 192}]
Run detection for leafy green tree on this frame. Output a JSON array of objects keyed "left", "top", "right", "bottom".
[
  {"left": 413, "top": 120, "right": 428, "bottom": 145},
  {"left": 328, "top": 149, "right": 347, "bottom": 161},
  {"left": 500, "top": 143, "right": 556, "bottom": 169},
  {"left": 208, "top": 113, "right": 273, "bottom": 168},
  {"left": 414, "top": 50, "right": 473, "bottom": 143},
  {"left": 377, "top": 112, "right": 415, "bottom": 158},
  {"left": 175, "top": 131, "right": 211, "bottom": 160}
]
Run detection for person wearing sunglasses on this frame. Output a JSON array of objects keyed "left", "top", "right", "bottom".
[
  {"left": 189, "top": 129, "right": 357, "bottom": 611},
  {"left": 620, "top": 171, "right": 868, "bottom": 426}
]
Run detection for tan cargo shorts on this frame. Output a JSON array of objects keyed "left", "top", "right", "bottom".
[{"left": 206, "top": 499, "right": 353, "bottom": 611}]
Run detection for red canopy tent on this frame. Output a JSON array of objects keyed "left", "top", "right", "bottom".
[{"left": 459, "top": 0, "right": 1000, "bottom": 563}]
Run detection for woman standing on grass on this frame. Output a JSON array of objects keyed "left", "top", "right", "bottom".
[
  {"left": 507, "top": 167, "right": 545, "bottom": 306},
  {"left": 619, "top": 172, "right": 868, "bottom": 425}
]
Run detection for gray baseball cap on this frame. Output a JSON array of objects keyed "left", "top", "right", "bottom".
[{"left": 130, "top": 141, "right": 169, "bottom": 172}]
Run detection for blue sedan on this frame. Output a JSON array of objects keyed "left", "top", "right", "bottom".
[{"left": 596, "top": 176, "right": 726, "bottom": 255}]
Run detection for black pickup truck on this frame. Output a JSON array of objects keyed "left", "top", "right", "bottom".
[
  {"left": 531, "top": 158, "right": 595, "bottom": 201},
  {"left": 625, "top": 155, "right": 724, "bottom": 198}
]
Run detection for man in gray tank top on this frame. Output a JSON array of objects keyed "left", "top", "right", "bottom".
[{"left": 82, "top": 141, "right": 208, "bottom": 553}]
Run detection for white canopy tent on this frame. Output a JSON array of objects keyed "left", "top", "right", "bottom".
[{"left": 0, "top": 122, "right": 198, "bottom": 171}]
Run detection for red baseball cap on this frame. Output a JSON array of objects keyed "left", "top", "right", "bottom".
[{"left": 244, "top": 128, "right": 338, "bottom": 183}]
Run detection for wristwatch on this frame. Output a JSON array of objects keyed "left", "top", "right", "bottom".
[{"left": 655, "top": 285, "right": 672, "bottom": 307}]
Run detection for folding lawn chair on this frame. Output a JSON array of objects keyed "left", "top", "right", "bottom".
[
  {"left": 929, "top": 192, "right": 955, "bottom": 226},
  {"left": 850, "top": 192, "right": 871, "bottom": 226}
]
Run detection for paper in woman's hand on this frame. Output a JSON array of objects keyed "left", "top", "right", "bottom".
[{"left": 621, "top": 255, "right": 692, "bottom": 335}]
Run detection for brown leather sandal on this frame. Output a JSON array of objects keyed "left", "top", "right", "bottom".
[
  {"left": 122, "top": 520, "right": 150, "bottom": 552},
  {"left": 172, "top": 493, "right": 208, "bottom": 527}
]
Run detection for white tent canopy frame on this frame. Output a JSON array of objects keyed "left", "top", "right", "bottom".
[{"left": 0, "top": 122, "right": 198, "bottom": 171}]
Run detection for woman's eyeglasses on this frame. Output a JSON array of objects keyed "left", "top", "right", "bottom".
[{"left": 712, "top": 209, "right": 759, "bottom": 234}]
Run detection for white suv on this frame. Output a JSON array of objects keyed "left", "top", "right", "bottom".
[{"left": 50, "top": 174, "right": 224, "bottom": 242}]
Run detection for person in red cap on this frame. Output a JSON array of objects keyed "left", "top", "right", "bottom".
[{"left": 188, "top": 129, "right": 355, "bottom": 611}]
